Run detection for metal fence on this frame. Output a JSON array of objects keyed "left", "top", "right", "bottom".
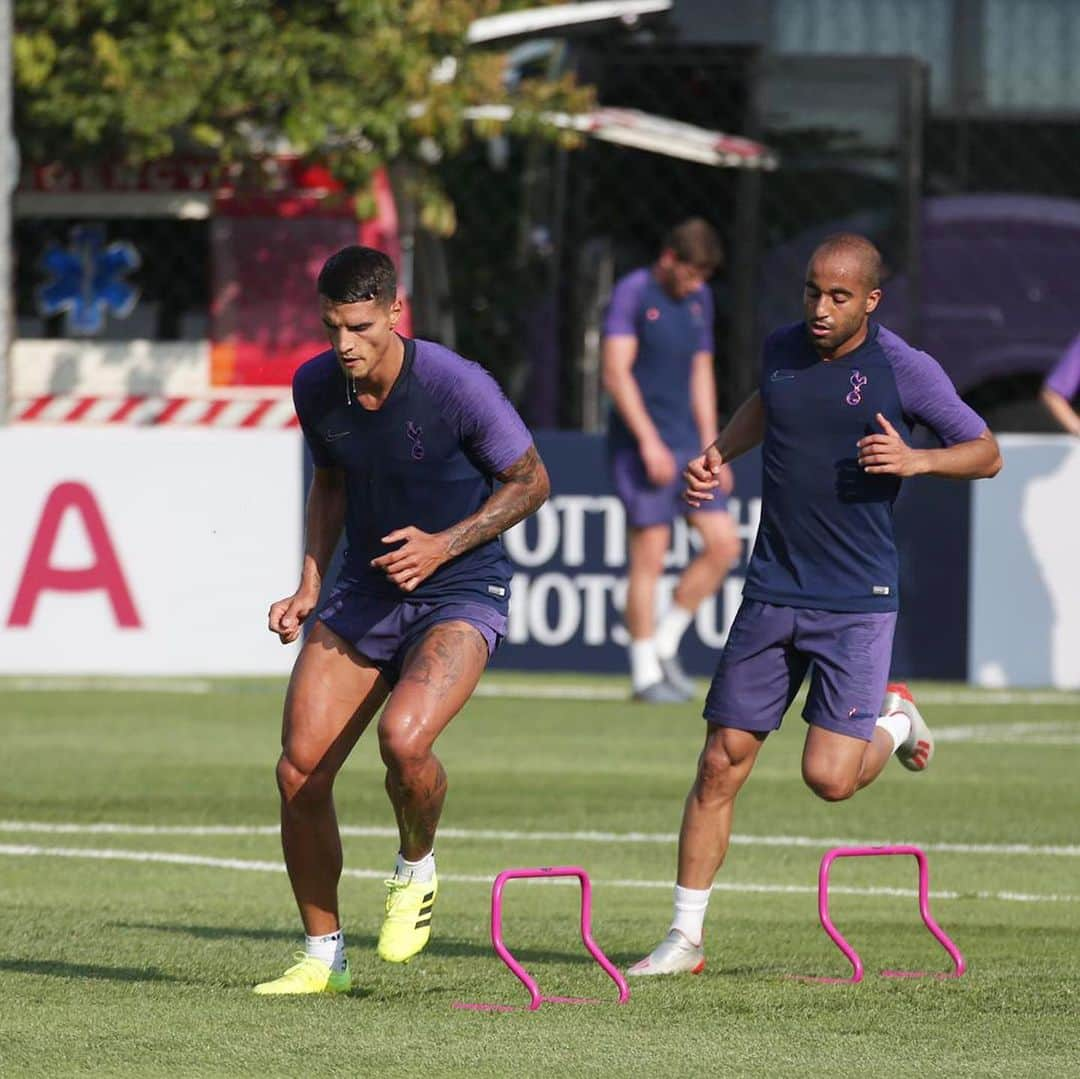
[
  {"left": 433, "top": 19, "right": 1080, "bottom": 434},
  {"left": 11, "top": 4, "right": 1080, "bottom": 432}
]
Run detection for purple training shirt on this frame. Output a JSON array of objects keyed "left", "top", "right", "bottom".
[
  {"left": 293, "top": 337, "right": 534, "bottom": 608},
  {"left": 603, "top": 267, "right": 714, "bottom": 453},
  {"left": 743, "top": 321, "right": 987, "bottom": 613}
]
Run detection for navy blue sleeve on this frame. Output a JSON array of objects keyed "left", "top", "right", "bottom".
[{"left": 292, "top": 363, "right": 335, "bottom": 468}]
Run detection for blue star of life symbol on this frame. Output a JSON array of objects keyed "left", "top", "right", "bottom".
[{"left": 37, "top": 225, "right": 141, "bottom": 336}]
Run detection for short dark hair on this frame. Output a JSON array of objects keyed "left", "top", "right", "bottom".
[
  {"left": 317, "top": 246, "right": 397, "bottom": 305},
  {"left": 664, "top": 218, "right": 723, "bottom": 272},
  {"left": 811, "top": 233, "right": 883, "bottom": 290}
]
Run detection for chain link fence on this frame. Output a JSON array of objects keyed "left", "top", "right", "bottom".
[{"left": 11, "top": 3, "right": 1080, "bottom": 430}]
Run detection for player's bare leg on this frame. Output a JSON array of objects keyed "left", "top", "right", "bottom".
[
  {"left": 255, "top": 621, "right": 389, "bottom": 995},
  {"left": 375, "top": 620, "right": 489, "bottom": 961},
  {"left": 657, "top": 511, "right": 741, "bottom": 695},
  {"left": 278, "top": 621, "right": 389, "bottom": 934},
  {"left": 677, "top": 725, "right": 767, "bottom": 888},
  {"left": 801, "top": 724, "right": 895, "bottom": 802},
  {"left": 626, "top": 523, "right": 669, "bottom": 640},
  {"left": 629, "top": 725, "right": 766, "bottom": 976},
  {"left": 676, "top": 511, "right": 741, "bottom": 615},
  {"left": 626, "top": 524, "right": 684, "bottom": 701}
]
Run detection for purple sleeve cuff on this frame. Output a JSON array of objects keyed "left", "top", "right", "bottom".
[{"left": 1044, "top": 334, "right": 1080, "bottom": 400}]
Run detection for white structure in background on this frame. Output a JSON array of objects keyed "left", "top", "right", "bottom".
[
  {"left": 0, "top": 427, "right": 301, "bottom": 674},
  {"left": 467, "top": 1, "right": 672, "bottom": 44},
  {"left": 970, "top": 435, "right": 1080, "bottom": 689}
]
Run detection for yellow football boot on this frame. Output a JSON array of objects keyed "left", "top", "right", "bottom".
[
  {"left": 377, "top": 875, "right": 438, "bottom": 963},
  {"left": 253, "top": 953, "right": 351, "bottom": 995}
]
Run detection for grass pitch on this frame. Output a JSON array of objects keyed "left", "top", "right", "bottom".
[{"left": 1, "top": 674, "right": 1077, "bottom": 1077}]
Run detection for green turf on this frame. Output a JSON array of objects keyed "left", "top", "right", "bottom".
[{"left": 0, "top": 675, "right": 1077, "bottom": 1077}]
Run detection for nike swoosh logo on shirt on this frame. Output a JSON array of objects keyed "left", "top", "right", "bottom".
[
  {"left": 770, "top": 371, "right": 796, "bottom": 382},
  {"left": 325, "top": 431, "right": 351, "bottom": 441}
]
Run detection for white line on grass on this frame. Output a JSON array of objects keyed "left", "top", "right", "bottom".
[
  {"left": 3, "top": 676, "right": 1080, "bottom": 708},
  {"left": 1, "top": 820, "right": 1076, "bottom": 857},
  {"left": 478, "top": 683, "right": 1080, "bottom": 707},
  {"left": 1, "top": 676, "right": 213, "bottom": 694},
  {"left": 0, "top": 843, "right": 1075, "bottom": 904},
  {"left": 934, "top": 720, "right": 1080, "bottom": 744}
]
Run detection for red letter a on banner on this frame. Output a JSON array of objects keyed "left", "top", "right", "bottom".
[{"left": 7, "top": 481, "right": 142, "bottom": 628}]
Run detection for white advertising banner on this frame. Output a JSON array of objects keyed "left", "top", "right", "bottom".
[
  {"left": 970, "top": 434, "right": 1080, "bottom": 689},
  {"left": 0, "top": 427, "right": 302, "bottom": 674}
]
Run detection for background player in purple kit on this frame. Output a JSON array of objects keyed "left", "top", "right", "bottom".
[
  {"left": 1040, "top": 333, "right": 1080, "bottom": 435},
  {"left": 254, "top": 246, "right": 550, "bottom": 995},
  {"left": 603, "top": 219, "right": 742, "bottom": 703},
  {"left": 629, "top": 233, "right": 1002, "bottom": 976}
]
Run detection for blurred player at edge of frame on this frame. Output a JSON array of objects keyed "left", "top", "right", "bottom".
[
  {"left": 603, "top": 218, "right": 741, "bottom": 703},
  {"left": 628, "top": 233, "right": 1002, "bottom": 976},
  {"left": 1040, "top": 332, "right": 1080, "bottom": 435},
  {"left": 255, "top": 246, "right": 550, "bottom": 995}
]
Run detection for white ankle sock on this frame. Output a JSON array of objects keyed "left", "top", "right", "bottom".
[
  {"left": 305, "top": 929, "right": 346, "bottom": 972},
  {"left": 629, "top": 638, "right": 662, "bottom": 691},
  {"left": 875, "top": 710, "right": 912, "bottom": 753},
  {"left": 655, "top": 605, "right": 694, "bottom": 661},
  {"left": 670, "top": 884, "right": 710, "bottom": 946},
  {"left": 395, "top": 849, "right": 436, "bottom": 883}
]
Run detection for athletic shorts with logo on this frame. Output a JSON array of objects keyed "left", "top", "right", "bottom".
[{"left": 704, "top": 599, "right": 897, "bottom": 741}]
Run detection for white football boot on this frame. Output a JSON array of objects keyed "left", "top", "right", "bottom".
[
  {"left": 882, "top": 682, "right": 934, "bottom": 771},
  {"left": 626, "top": 929, "right": 705, "bottom": 977}
]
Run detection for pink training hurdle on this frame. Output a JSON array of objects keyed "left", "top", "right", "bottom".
[
  {"left": 452, "top": 866, "right": 630, "bottom": 1012},
  {"left": 802, "top": 844, "right": 966, "bottom": 985}
]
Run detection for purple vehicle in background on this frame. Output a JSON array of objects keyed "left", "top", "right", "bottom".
[{"left": 760, "top": 195, "right": 1080, "bottom": 427}]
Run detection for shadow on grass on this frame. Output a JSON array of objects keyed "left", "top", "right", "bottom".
[
  {"left": 426, "top": 939, "right": 619, "bottom": 965},
  {"left": 0, "top": 958, "right": 185, "bottom": 984},
  {"left": 110, "top": 922, "right": 645, "bottom": 968},
  {"left": 111, "top": 921, "right": 330, "bottom": 944}
]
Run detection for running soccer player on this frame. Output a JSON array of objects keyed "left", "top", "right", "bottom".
[
  {"left": 254, "top": 246, "right": 550, "bottom": 995},
  {"left": 629, "top": 233, "right": 1002, "bottom": 976},
  {"left": 603, "top": 219, "right": 741, "bottom": 703}
]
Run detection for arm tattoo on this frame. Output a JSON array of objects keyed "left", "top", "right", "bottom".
[{"left": 445, "top": 445, "right": 550, "bottom": 558}]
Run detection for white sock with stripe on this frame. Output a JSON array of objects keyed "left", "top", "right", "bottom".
[
  {"left": 395, "top": 849, "right": 436, "bottom": 883},
  {"left": 305, "top": 929, "right": 346, "bottom": 972}
]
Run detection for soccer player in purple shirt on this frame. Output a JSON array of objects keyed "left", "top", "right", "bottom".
[
  {"left": 1040, "top": 332, "right": 1080, "bottom": 435},
  {"left": 603, "top": 219, "right": 741, "bottom": 703},
  {"left": 254, "top": 246, "right": 550, "bottom": 995},
  {"left": 629, "top": 233, "right": 1002, "bottom": 976}
]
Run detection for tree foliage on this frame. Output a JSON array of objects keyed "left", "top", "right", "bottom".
[{"left": 13, "top": 0, "right": 593, "bottom": 231}]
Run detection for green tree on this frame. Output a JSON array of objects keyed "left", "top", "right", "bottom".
[{"left": 13, "top": 0, "right": 592, "bottom": 231}]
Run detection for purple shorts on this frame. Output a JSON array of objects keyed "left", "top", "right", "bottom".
[
  {"left": 317, "top": 587, "right": 507, "bottom": 685},
  {"left": 703, "top": 599, "right": 897, "bottom": 741},
  {"left": 610, "top": 447, "right": 729, "bottom": 528}
]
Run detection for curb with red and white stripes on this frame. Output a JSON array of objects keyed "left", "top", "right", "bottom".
[{"left": 11, "top": 395, "right": 299, "bottom": 428}]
